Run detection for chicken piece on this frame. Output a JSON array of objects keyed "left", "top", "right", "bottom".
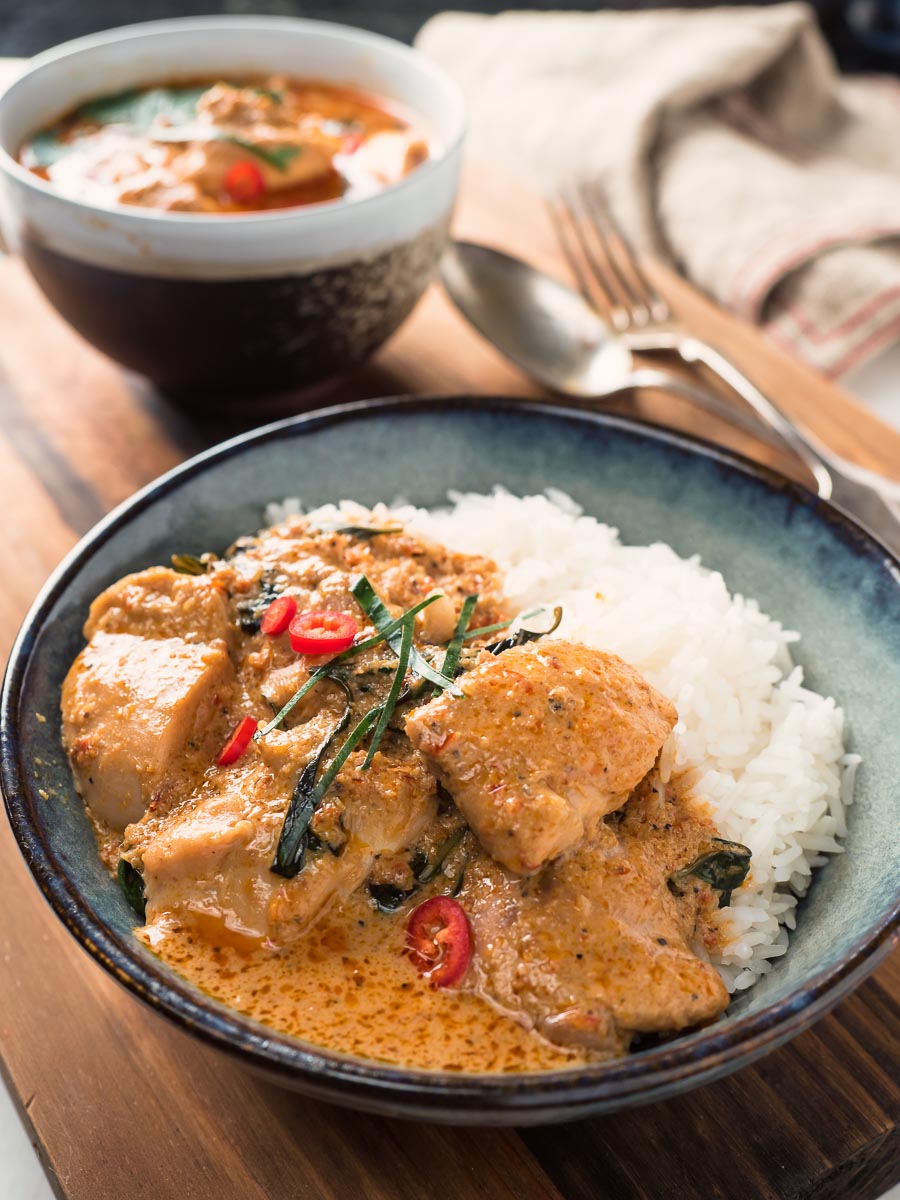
[
  {"left": 131, "top": 705, "right": 436, "bottom": 950},
  {"left": 118, "top": 175, "right": 220, "bottom": 212},
  {"left": 268, "top": 740, "right": 438, "bottom": 945},
  {"left": 128, "top": 702, "right": 345, "bottom": 947},
  {"left": 136, "top": 759, "right": 286, "bottom": 949},
  {"left": 84, "top": 566, "right": 231, "bottom": 645},
  {"left": 461, "top": 781, "right": 729, "bottom": 1057},
  {"left": 62, "top": 631, "right": 233, "bottom": 830},
  {"left": 405, "top": 641, "right": 677, "bottom": 874}
]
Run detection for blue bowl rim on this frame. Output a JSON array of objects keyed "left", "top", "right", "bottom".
[{"left": 2, "top": 393, "right": 899, "bottom": 1117}]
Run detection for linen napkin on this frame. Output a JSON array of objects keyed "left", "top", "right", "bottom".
[{"left": 417, "top": 4, "right": 900, "bottom": 377}]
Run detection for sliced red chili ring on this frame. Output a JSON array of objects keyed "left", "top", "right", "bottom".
[
  {"left": 260, "top": 595, "right": 297, "bottom": 636},
  {"left": 223, "top": 160, "right": 266, "bottom": 204},
  {"left": 216, "top": 716, "right": 258, "bottom": 766},
  {"left": 406, "top": 896, "right": 472, "bottom": 988},
  {"left": 289, "top": 610, "right": 358, "bottom": 656}
]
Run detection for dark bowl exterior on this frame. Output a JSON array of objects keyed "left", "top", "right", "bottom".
[
  {"left": 2, "top": 396, "right": 899, "bottom": 1125},
  {"left": 22, "top": 220, "right": 448, "bottom": 399}
]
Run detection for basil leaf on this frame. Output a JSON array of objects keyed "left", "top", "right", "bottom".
[
  {"left": 271, "top": 676, "right": 352, "bottom": 878},
  {"left": 369, "top": 883, "right": 417, "bottom": 913},
  {"left": 313, "top": 521, "right": 403, "bottom": 539},
  {"left": 273, "top": 704, "right": 380, "bottom": 878},
  {"left": 77, "top": 85, "right": 207, "bottom": 130},
  {"left": 171, "top": 553, "right": 206, "bottom": 576},
  {"left": 117, "top": 859, "right": 146, "bottom": 919},
  {"left": 28, "top": 130, "right": 72, "bottom": 168},
  {"left": 416, "top": 827, "right": 467, "bottom": 885},
  {"left": 669, "top": 839, "right": 752, "bottom": 907},
  {"left": 230, "top": 139, "right": 300, "bottom": 171}
]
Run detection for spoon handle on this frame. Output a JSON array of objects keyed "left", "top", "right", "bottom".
[{"left": 678, "top": 338, "right": 835, "bottom": 499}]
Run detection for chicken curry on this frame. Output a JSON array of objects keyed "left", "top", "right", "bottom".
[
  {"left": 61, "top": 513, "right": 751, "bottom": 1071},
  {"left": 20, "top": 77, "right": 430, "bottom": 213}
]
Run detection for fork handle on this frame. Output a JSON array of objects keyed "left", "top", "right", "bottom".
[{"left": 678, "top": 337, "right": 835, "bottom": 499}]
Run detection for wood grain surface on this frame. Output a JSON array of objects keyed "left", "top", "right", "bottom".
[{"left": 0, "top": 157, "right": 897, "bottom": 1200}]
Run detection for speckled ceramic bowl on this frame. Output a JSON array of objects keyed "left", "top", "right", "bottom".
[
  {"left": 2, "top": 398, "right": 899, "bottom": 1125},
  {"left": 0, "top": 19, "right": 464, "bottom": 401}
]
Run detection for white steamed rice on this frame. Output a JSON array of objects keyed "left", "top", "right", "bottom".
[{"left": 267, "top": 490, "right": 858, "bottom": 993}]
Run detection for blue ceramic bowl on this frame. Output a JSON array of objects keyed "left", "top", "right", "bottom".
[{"left": 2, "top": 397, "right": 899, "bottom": 1124}]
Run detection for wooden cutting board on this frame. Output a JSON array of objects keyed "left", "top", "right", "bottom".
[{"left": 0, "top": 148, "right": 898, "bottom": 1200}]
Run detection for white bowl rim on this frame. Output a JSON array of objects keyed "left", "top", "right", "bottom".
[{"left": 0, "top": 14, "right": 467, "bottom": 229}]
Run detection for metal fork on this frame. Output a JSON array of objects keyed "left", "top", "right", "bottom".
[{"left": 552, "top": 185, "right": 900, "bottom": 540}]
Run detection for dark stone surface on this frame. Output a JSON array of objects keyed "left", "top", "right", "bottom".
[{"left": 0, "top": 0, "right": 887, "bottom": 72}]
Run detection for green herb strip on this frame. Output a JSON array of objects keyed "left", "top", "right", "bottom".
[
  {"left": 456, "top": 606, "right": 547, "bottom": 644},
  {"left": 170, "top": 553, "right": 206, "bottom": 576},
  {"left": 458, "top": 616, "right": 513, "bottom": 642},
  {"left": 254, "top": 592, "right": 441, "bottom": 740},
  {"left": 117, "top": 859, "right": 146, "bottom": 919},
  {"left": 362, "top": 616, "right": 413, "bottom": 769},
  {"left": 434, "top": 593, "right": 478, "bottom": 695},
  {"left": 273, "top": 705, "right": 381, "bottom": 877},
  {"left": 271, "top": 676, "right": 352, "bottom": 877},
  {"left": 351, "top": 576, "right": 461, "bottom": 695},
  {"left": 314, "top": 522, "right": 404, "bottom": 539}
]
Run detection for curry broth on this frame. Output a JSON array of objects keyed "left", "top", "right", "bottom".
[{"left": 149, "top": 892, "right": 580, "bottom": 1073}]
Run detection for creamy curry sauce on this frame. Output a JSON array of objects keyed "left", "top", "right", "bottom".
[
  {"left": 61, "top": 515, "right": 750, "bottom": 1072},
  {"left": 20, "top": 77, "right": 431, "bottom": 213}
]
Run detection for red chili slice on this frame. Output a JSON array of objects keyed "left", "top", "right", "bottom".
[
  {"left": 260, "top": 595, "right": 297, "bottom": 636},
  {"left": 223, "top": 160, "right": 266, "bottom": 204},
  {"left": 289, "top": 610, "right": 358, "bottom": 656},
  {"left": 216, "top": 716, "right": 258, "bottom": 766},
  {"left": 406, "top": 896, "right": 472, "bottom": 988}
]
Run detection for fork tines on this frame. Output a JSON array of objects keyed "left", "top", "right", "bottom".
[{"left": 549, "top": 184, "right": 670, "bottom": 331}]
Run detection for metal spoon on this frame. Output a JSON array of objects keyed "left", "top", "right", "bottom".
[
  {"left": 442, "top": 241, "right": 900, "bottom": 554},
  {"left": 440, "top": 240, "right": 773, "bottom": 442}
]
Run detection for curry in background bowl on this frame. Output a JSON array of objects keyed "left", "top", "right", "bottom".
[
  {"left": 0, "top": 18, "right": 465, "bottom": 400},
  {"left": 19, "top": 76, "right": 431, "bottom": 214}
]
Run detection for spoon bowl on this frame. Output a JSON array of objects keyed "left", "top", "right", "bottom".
[
  {"left": 442, "top": 240, "right": 632, "bottom": 394},
  {"left": 441, "top": 241, "right": 769, "bottom": 437}
]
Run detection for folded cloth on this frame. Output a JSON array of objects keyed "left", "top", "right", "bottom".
[{"left": 417, "top": 4, "right": 900, "bottom": 377}]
